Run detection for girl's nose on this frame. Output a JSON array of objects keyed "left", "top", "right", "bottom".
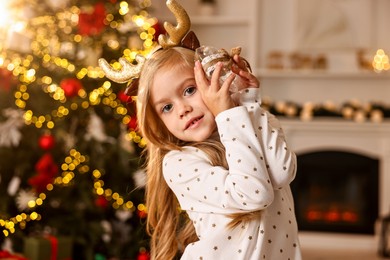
[{"left": 178, "top": 102, "right": 192, "bottom": 118}]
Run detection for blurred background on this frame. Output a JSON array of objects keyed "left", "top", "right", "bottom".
[{"left": 0, "top": 0, "right": 389, "bottom": 259}]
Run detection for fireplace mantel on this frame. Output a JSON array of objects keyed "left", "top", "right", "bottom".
[
  {"left": 281, "top": 118, "right": 390, "bottom": 216},
  {"left": 279, "top": 118, "right": 390, "bottom": 257}
]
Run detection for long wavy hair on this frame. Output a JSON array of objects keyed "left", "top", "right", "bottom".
[{"left": 137, "top": 47, "right": 261, "bottom": 260}]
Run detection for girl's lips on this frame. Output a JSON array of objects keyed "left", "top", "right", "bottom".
[{"left": 185, "top": 116, "right": 204, "bottom": 130}]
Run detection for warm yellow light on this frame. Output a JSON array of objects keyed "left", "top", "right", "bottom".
[
  {"left": 119, "top": 1, "right": 130, "bottom": 15},
  {"left": 372, "top": 49, "right": 390, "bottom": 72},
  {"left": 0, "top": 0, "right": 12, "bottom": 29},
  {"left": 133, "top": 16, "right": 145, "bottom": 27}
]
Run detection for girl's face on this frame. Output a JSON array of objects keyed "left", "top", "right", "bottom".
[{"left": 150, "top": 64, "right": 217, "bottom": 142}]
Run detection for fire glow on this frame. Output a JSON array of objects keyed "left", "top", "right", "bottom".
[{"left": 306, "top": 207, "right": 359, "bottom": 223}]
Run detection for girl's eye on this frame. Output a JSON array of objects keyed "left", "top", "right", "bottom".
[
  {"left": 162, "top": 104, "right": 173, "bottom": 113},
  {"left": 184, "top": 86, "right": 196, "bottom": 96}
]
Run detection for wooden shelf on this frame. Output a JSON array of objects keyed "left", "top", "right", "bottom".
[
  {"left": 256, "top": 69, "right": 390, "bottom": 79},
  {"left": 191, "top": 16, "right": 250, "bottom": 26}
]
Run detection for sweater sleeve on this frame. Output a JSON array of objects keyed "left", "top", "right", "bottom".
[
  {"left": 162, "top": 106, "right": 274, "bottom": 214},
  {"left": 233, "top": 88, "right": 297, "bottom": 189}
]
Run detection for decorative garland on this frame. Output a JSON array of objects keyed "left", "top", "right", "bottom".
[{"left": 262, "top": 98, "right": 390, "bottom": 123}]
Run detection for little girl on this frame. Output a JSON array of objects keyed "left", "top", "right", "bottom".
[
  {"left": 100, "top": 1, "right": 301, "bottom": 259},
  {"left": 134, "top": 47, "right": 301, "bottom": 259}
]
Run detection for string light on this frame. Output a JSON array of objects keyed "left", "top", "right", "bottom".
[
  {"left": 1, "top": 148, "right": 143, "bottom": 236},
  {"left": 372, "top": 49, "right": 390, "bottom": 72}
]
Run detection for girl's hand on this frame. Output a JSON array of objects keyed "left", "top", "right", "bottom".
[
  {"left": 194, "top": 60, "right": 236, "bottom": 117},
  {"left": 232, "top": 54, "right": 260, "bottom": 89}
]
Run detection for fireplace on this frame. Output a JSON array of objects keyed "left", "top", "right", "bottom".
[
  {"left": 292, "top": 150, "right": 379, "bottom": 235},
  {"left": 280, "top": 119, "right": 390, "bottom": 252}
]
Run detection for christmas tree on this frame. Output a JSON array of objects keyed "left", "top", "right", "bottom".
[{"left": 0, "top": 0, "right": 161, "bottom": 259}]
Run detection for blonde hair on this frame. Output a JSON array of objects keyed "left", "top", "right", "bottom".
[{"left": 137, "top": 47, "right": 260, "bottom": 260}]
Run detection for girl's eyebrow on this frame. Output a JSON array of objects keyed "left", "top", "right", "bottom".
[
  {"left": 152, "top": 91, "right": 170, "bottom": 108},
  {"left": 152, "top": 77, "right": 195, "bottom": 106}
]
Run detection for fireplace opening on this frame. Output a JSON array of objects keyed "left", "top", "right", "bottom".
[{"left": 291, "top": 150, "right": 379, "bottom": 234}]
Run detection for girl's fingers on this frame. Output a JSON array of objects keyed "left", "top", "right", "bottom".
[
  {"left": 210, "top": 62, "right": 223, "bottom": 91},
  {"left": 233, "top": 54, "right": 248, "bottom": 72},
  {"left": 221, "top": 72, "right": 236, "bottom": 92},
  {"left": 239, "top": 70, "right": 260, "bottom": 88},
  {"left": 194, "top": 61, "right": 208, "bottom": 91}
]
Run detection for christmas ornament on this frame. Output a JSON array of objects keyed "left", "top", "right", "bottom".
[
  {"left": 60, "top": 78, "right": 83, "bottom": 98},
  {"left": 28, "top": 153, "right": 59, "bottom": 193},
  {"left": 15, "top": 189, "right": 37, "bottom": 211},
  {"left": 78, "top": 3, "right": 106, "bottom": 36},
  {"left": 100, "top": 220, "right": 112, "bottom": 243},
  {"left": 0, "top": 68, "right": 15, "bottom": 92},
  {"left": 195, "top": 45, "right": 245, "bottom": 92},
  {"left": 117, "top": 90, "right": 130, "bottom": 103},
  {"left": 0, "top": 109, "right": 24, "bottom": 147},
  {"left": 85, "top": 111, "right": 115, "bottom": 143},
  {"left": 95, "top": 195, "right": 108, "bottom": 208},
  {"left": 115, "top": 210, "right": 132, "bottom": 222},
  {"left": 128, "top": 116, "right": 138, "bottom": 131},
  {"left": 38, "top": 134, "right": 56, "bottom": 150},
  {"left": 137, "top": 208, "right": 147, "bottom": 219},
  {"left": 7, "top": 176, "right": 21, "bottom": 196},
  {"left": 137, "top": 248, "right": 150, "bottom": 260},
  {"left": 133, "top": 169, "right": 146, "bottom": 188}
]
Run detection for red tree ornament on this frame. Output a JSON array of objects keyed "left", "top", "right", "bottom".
[
  {"left": 137, "top": 249, "right": 150, "bottom": 260},
  {"left": 28, "top": 153, "right": 59, "bottom": 193},
  {"left": 38, "top": 134, "right": 55, "bottom": 150},
  {"left": 128, "top": 116, "right": 138, "bottom": 131},
  {"left": 137, "top": 209, "right": 147, "bottom": 219},
  {"left": 95, "top": 195, "right": 108, "bottom": 209},
  {"left": 117, "top": 90, "right": 130, "bottom": 103},
  {"left": 60, "top": 78, "right": 83, "bottom": 97},
  {"left": 78, "top": 2, "right": 106, "bottom": 36},
  {"left": 0, "top": 68, "right": 16, "bottom": 92}
]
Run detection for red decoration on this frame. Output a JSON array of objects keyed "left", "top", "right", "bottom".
[
  {"left": 28, "top": 153, "right": 59, "bottom": 193},
  {"left": 0, "top": 250, "right": 28, "bottom": 260},
  {"left": 137, "top": 209, "right": 147, "bottom": 219},
  {"left": 0, "top": 68, "right": 16, "bottom": 92},
  {"left": 45, "top": 236, "right": 59, "bottom": 260},
  {"left": 137, "top": 250, "right": 150, "bottom": 260},
  {"left": 78, "top": 3, "right": 106, "bottom": 36},
  {"left": 95, "top": 195, "right": 108, "bottom": 209},
  {"left": 38, "top": 134, "right": 55, "bottom": 150},
  {"left": 60, "top": 78, "right": 83, "bottom": 97},
  {"left": 128, "top": 116, "right": 138, "bottom": 131},
  {"left": 118, "top": 90, "right": 130, "bottom": 103}
]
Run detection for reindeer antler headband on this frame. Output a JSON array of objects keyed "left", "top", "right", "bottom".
[{"left": 98, "top": 0, "right": 200, "bottom": 85}]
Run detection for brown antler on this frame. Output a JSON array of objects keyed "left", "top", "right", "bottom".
[
  {"left": 158, "top": 0, "right": 191, "bottom": 48},
  {"left": 98, "top": 55, "right": 146, "bottom": 84}
]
